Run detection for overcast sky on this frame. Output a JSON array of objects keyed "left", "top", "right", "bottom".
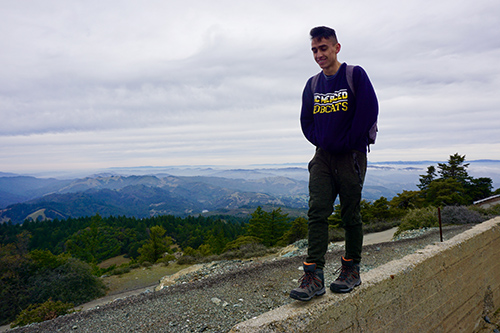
[{"left": 1, "top": 0, "right": 499, "bottom": 174}]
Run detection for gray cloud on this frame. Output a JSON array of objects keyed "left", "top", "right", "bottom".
[{"left": 1, "top": 0, "right": 499, "bottom": 173}]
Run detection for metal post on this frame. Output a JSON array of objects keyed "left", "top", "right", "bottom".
[{"left": 438, "top": 207, "right": 443, "bottom": 242}]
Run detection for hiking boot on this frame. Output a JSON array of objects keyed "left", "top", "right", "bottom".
[
  {"left": 330, "top": 257, "right": 361, "bottom": 293},
  {"left": 290, "top": 262, "right": 325, "bottom": 301}
]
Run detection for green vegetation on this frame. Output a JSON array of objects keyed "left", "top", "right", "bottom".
[
  {"left": 395, "top": 207, "right": 439, "bottom": 236},
  {"left": 245, "top": 207, "right": 291, "bottom": 247},
  {"left": 417, "top": 153, "right": 493, "bottom": 206},
  {"left": 0, "top": 153, "right": 499, "bottom": 327},
  {"left": 137, "top": 225, "right": 175, "bottom": 264},
  {"left": 0, "top": 232, "right": 106, "bottom": 326},
  {"left": 10, "top": 299, "right": 76, "bottom": 328},
  {"left": 280, "top": 217, "right": 308, "bottom": 246}
]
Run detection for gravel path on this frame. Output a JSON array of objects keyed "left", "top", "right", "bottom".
[{"left": 7, "top": 225, "right": 473, "bottom": 333}]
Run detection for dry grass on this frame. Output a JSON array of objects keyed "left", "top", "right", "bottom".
[
  {"left": 102, "top": 262, "right": 192, "bottom": 295},
  {"left": 26, "top": 209, "right": 47, "bottom": 222},
  {"left": 98, "top": 255, "right": 130, "bottom": 269}
]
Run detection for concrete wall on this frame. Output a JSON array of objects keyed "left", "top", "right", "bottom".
[{"left": 230, "top": 217, "right": 500, "bottom": 333}]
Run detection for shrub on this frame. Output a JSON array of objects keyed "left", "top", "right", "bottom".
[
  {"left": 488, "top": 203, "right": 500, "bottom": 215},
  {"left": 363, "top": 220, "right": 400, "bottom": 234},
  {"left": 469, "top": 203, "right": 500, "bottom": 217},
  {"left": 328, "top": 226, "right": 344, "bottom": 242},
  {"left": 176, "top": 255, "right": 196, "bottom": 265},
  {"left": 395, "top": 206, "right": 438, "bottom": 236},
  {"left": 27, "top": 257, "right": 107, "bottom": 306},
  {"left": 222, "top": 236, "right": 262, "bottom": 253},
  {"left": 221, "top": 243, "right": 272, "bottom": 260},
  {"left": 11, "top": 299, "right": 75, "bottom": 328},
  {"left": 278, "top": 217, "right": 308, "bottom": 246},
  {"left": 129, "top": 262, "right": 141, "bottom": 269},
  {"left": 140, "top": 261, "right": 152, "bottom": 267},
  {"left": 110, "top": 266, "right": 131, "bottom": 276},
  {"left": 156, "top": 254, "right": 176, "bottom": 265},
  {"left": 441, "top": 206, "right": 488, "bottom": 225}
]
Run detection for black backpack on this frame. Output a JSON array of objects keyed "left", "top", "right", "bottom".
[{"left": 310, "top": 65, "right": 378, "bottom": 147}]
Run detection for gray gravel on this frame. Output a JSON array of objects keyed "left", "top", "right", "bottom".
[{"left": 7, "top": 225, "right": 473, "bottom": 333}]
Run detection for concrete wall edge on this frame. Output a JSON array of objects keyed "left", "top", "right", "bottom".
[{"left": 230, "top": 216, "right": 500, "bottom": 333}]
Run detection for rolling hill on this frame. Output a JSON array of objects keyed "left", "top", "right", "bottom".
[
  {"left": 0, "top": 174, "right": 309, "bottom": 224},
  {"left": 2, "top": 160, "right": 499, "bottom": 224}
]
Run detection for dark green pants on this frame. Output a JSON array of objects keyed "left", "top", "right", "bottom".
[{"left": 306, "top": 148, "right": 367, "bottom": 269}]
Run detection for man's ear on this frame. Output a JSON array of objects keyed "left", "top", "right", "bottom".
[{"left": 335, "top": 43, "right": 341, "bottom": 54}]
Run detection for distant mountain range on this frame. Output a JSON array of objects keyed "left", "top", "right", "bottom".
[
  {"left": 0, "top": 173, "right": 310, "bottom": 224},
  {"left": 1, "top": 160, "right": 499, "bottom": 224}
]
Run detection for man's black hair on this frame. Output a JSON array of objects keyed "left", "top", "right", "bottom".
[{"left": 310, "top": 26, "right": 338, "bottom": 43}]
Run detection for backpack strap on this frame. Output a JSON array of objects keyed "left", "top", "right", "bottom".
[
  {"left": 310, "top": 64, "right": 356, "bottom": 96},
  {"left": 345, "top": 65, "right": 355, "bottom": 97},
  {"left": 310, "top": 72, "right": 321, "bottom": 95}
]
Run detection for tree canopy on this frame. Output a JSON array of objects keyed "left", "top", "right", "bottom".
[{"left": 417, "top": 153, "right": 493, "bottom": 205}]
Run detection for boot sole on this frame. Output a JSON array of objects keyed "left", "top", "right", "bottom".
[
  {"left": 330, "top": 281, "right": 361, "bottom": 293},
  {"left": 290, "top": 287, "right": 326, "bottom": 301}
]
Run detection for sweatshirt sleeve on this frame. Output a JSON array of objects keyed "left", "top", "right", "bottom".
[
  {"left": 348, "top": 66, "right": 378, "bottom": 151},
  {"left": 300, "top": 77, "right": 318, "bottom": 147}
]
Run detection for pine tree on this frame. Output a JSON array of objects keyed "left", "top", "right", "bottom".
[
  {"left": 280, "top": 217, "right": 308, "bottom": 245},
  {"left": 137, "top": 226, "right": 172, "bottom": 263},
  {"left": 245, "top": 207, "right": 290, "bottom": 247},
  {"left": 418, "top": 166, "right": 437, "bottom": 191},
  {"left": 437, "top": 153, "right": 470, "bottom": 184},
  {"left": 266, "top": 208, "right": 290, "bottom": 246}
]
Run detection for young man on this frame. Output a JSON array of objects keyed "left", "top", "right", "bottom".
[{"left": 290, "top": 26, "right": 378, "bottom": 301}]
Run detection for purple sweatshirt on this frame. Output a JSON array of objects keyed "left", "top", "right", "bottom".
[{"left": 300, "top": 62, "right": 378, "bottom": 154}]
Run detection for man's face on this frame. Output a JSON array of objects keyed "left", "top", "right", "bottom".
[{"left": 311, "top": 37, "right": 341, "bottom": 75}]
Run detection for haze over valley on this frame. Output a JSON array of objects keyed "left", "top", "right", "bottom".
[{"left": 2, "top": 160, "right": 499, "bottom": 224}]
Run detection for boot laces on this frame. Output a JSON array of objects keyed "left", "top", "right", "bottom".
[
  {"left": 298, "top": 271, "right": 318, "bottom": 288},
  {"left": 336, "top": 264, "right": 355, "bottom": 281}
]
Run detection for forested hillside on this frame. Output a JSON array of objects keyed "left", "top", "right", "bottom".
[{"left": 0, "top": 212, "right": 248, "bottom": 326}]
